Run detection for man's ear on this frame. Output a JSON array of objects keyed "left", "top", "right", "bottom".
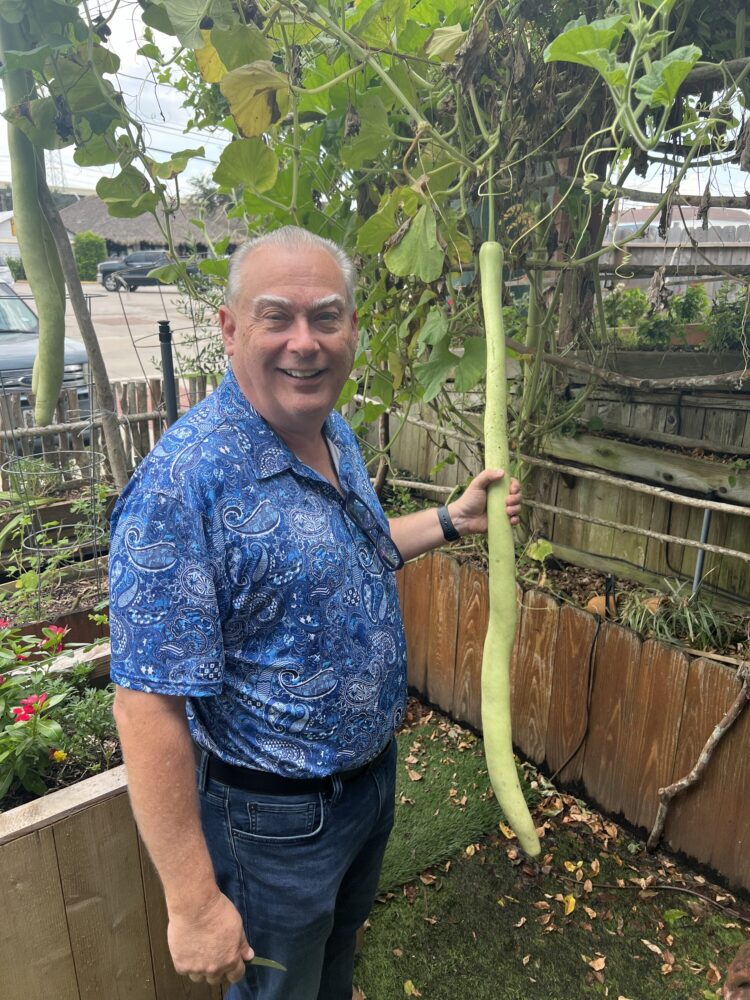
[
  {"left": 350, "top": 308, "right": 359, "bottom": 345},
  {"left": 218, "top": 304, "right": 236, "bottom": 356}
]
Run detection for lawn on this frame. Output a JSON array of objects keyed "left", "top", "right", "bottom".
[{"left": 354, "top": 703, "right": 748, "bottom": 1000}]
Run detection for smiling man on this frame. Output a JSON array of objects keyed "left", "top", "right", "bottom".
[{"left": 109, "top": 227, "right": 521, "bottom": 1000}]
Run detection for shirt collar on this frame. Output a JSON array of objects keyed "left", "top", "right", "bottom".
[{"left": 217, "top": 366, "right": 353, "bottom": 489}]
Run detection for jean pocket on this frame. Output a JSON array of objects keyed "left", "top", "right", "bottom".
[{"left": 229, "top": 791, "right": 327, "bottom": 845}]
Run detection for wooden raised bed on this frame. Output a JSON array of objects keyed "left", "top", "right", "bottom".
[{"left": 2, "top": 553, "right": 747, "bottom": 998}]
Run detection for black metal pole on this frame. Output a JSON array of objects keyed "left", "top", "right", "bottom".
[
  {"left": 691, "top": 508, "right": 712, "bottom": 597},
  {"left": 158, "top": 320, "right": 179, "bottom": 426}
]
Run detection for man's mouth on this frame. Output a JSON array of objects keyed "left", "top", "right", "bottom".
[{"left": 282, "top": 369, "right": 324, "bottom": 380}]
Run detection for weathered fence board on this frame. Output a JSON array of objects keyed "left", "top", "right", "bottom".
[
  {"left": 510, "top": 589, "right": 559, "bottom": 765},
  {"left": 664, "top": 658, "right": 750, "bottom": 886},
  {"left": 620, "top": 641, "right": 690, "bottom": 830},
  {"left": 0, "top": 826, "right": 80, "bottom": 1000},
  {"left": 581, "top": 623, "right": 643, "bottom": 816},
  {"left": 425, "top": 553, "right": 461, "bottom": 715},
  {"left": 54, "top": 792, "right": 156, "bottom": 999},
  {"left": 138, "top": 841, "right": 219, "bottom": 1000},
  {"left": 402, "top": 555, "right": 433, "bottom": 692},
  {"left": 544, "top": 605, "right": 599, "bottom": 785},
  {"left": 452, "top": 562, "right": 488, "bottom": 732}
]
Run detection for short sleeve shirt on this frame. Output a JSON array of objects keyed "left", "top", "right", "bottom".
[{"left": 109, "top": 368, "right": 407, "bottom": 777}]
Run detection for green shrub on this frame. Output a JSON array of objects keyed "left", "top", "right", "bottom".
[
  {"left": 603, "top": 287, "right": 648, "bottom": 330},
  {"left": 73, "top": 231, "right": 107, "bottom": 281},
  {"left": 7, "top": 257, "right": 26, "bottom": 281},
  {"left": 635, "top": 312, "right": 679, "bottom": 350},
  {"left": 706, "top": 282, "right": 750, "bottom": 351},
  {"left": 669, "top": 284, "right": 708, "bottom": 324}
]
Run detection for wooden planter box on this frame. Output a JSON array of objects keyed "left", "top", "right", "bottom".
[{"left": 0, "top": 768, "right": 223, "bottom": 999}]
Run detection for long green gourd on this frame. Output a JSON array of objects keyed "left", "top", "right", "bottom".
[
  {"left": 0, "top": 23, "right": 66, "bottom": 424},
  {"left": 479, "top": 241, "right": 541, "bottom": 858}
]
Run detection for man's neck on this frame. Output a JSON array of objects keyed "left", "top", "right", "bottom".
[{"left": 268, "top": 418, "right": 342, "bottom": 494}]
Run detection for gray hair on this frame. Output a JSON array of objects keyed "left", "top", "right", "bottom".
[{"left": 226, "top": 226, "right": 357, "bottom": 312}]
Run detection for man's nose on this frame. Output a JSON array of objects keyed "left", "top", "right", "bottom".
[{"left": 287, "top": 316, "right": 319, "bottom": 352}]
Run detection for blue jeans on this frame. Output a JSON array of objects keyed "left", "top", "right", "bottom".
[{"left": 196, "top": 740, "right": 396, "bottom": 1000}]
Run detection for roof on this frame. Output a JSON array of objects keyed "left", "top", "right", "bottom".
[{"left": 59, "top": 195, "right": 245, "bottom": 248}]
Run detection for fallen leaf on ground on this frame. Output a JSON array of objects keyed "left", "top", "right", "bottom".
[{"left": 404, "top": 980, "right": 422, "bottom": 997}]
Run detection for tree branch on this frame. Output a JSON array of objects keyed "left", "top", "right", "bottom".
[{"left": 646, "top": 666, "right": 750, "bottom": 851}]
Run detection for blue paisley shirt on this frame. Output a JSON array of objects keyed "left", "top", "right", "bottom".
[{"left": 109, "top": 368, "right": 407, "bottom": 777}]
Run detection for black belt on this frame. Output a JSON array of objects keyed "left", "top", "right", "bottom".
[{"left": 197, "top": 739, "right": 393, "bottom": 795}]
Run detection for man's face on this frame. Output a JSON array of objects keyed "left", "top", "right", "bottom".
[{"left": 219, "top": 245, "right": 358, "bottom": 440}]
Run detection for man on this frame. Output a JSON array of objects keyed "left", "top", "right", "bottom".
[{"left": 110, "top": 227, "right": 521, "bottom": 1000}]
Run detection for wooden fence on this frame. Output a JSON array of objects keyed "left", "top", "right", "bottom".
[
  {"left": 1, "top": 553, "right": 748, "bottom": 999},
  {"left": 398, "top": 551, "right": 750, "bottom": 892},
  {"left": 0, "top": 375, "right": 217, "bottom": 484},
  {"left": 379, "top": 378, "right": 750, "bottom": 611}
]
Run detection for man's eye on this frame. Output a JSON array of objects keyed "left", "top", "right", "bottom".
[{"left": 316, "top": 312, "right": 340, "bottom": 324}]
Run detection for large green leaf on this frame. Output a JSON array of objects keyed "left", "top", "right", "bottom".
[
  {"left": 73, "top": 131, "right": 120, "bottom": 166},
  {"left": 96, "top": 166, "right": 159, "bottom": 218},
  {"left": 220, "top": 62, "right": 289, "bottom": 138},
  {"left": 213, "top": 137, "right": 278, "bottom": 192},
  {"left": 211, "top": 24, "right": 272, "bottom": 70},
  {"left": 543, "top": 15, "right": 627, "bottom": 68},
  {"left": 579, "top": 49, "right": 628, "bottom": 92},
  {"left": 146, "top": 0, "right": 234, "bottom": 48},
  {"left": 351, "top": 0, "right": 408, "bottom": 47},
  {"left": 414, "top": 339, "right": 456, "bottom": 402},
  {"left": 417, "top": 306, "right": 449, "bottom": 347},
  {"left": 356, "top": 186, "right": 418, "bottom": 253},
  {"left": 633, "top": 46, "right": 702, "bottom": 108},
  {"left": 139, "top": 2, "right": 176, "bottom": 35},
  {"left": 453, "top": 337, "right": 486, "bottom": 391},
  {"left": 384, "top": 204, "right": 444, "bottom": 282},
  {"left": 341, "top": 93, "right": 391, "bottom": 168},
  {"left": 0, "top": 0, "right": 26, "bottom": 22},
  {"left": 425, "top": 23, "right": 467, "bottom": 61},
  {"left": 3, "top": 41, "right": 71, "bottom": 74}
]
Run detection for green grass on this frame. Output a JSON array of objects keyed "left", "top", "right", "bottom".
[
  {"left": 378, "top": 709, "right": 532, "bottom": 892},
  {"left": 356, "top": 708, "right": 748, "bottom": 1000}
]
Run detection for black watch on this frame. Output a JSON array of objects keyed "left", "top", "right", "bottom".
[{"left": 437, "top": 505, "right": 460, "bottom": 542}]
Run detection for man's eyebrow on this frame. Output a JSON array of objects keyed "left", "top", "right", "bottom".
[
  {"left": 252, "top": 295, "right": 293, "bottom": 312},
  {"left": 250, "top": 294, "right": 345, "bottom": 312}
]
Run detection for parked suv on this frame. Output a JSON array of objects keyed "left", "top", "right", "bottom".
[
  {"left": 0, "top": 282, "right": 90, "bottom": 423},
  {"left": 97, "top": 250, "right": 197, "bottom": 291}
]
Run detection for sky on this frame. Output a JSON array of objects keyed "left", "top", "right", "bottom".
[
  {"left": 0, "top": 4, "right": 748, "bottom": 205},
  {"left": 0, "top": 2, "right": 228, "bottom": 194}
]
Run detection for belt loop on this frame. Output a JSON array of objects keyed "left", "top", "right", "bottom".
[
  {"left": 330, "top": 773, "right": 343, "bottom": 803},
  {"left": 195, "top": 746, "right": 209, "bottom": 793}
]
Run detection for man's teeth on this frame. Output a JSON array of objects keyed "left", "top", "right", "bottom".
[{"left": 285, "top": 369, "right": 322, "bottom": 379}]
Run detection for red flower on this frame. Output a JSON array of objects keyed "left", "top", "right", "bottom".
[
  {"left": 0, "top": 675, "right": 5, "bottom": 686},
  {"left": 21, "top": 693, "right": 48, "bottom": 710},
  {"left": 49, "top": 626, "right": 67, "bottom": 636},
  {"left": 11, "top": 706, "right": 32, "bottom": 722},
  {"left": 16, "top": 654, "right": 28, "bottom": 662},
  {"left": 0, "top": 618, "right": 11, "bottom": 628}
]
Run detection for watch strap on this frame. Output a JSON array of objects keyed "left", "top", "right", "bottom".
[{"left": 437, "top": 505, "right": 460, "bottom": 542}]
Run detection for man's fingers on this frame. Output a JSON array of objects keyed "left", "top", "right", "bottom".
[
  {"left": 227, "top": 959, "right": 249, "bottom": 984},
  {"left": 240, "top": 939, "right": 255, "bottom": 962}
]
